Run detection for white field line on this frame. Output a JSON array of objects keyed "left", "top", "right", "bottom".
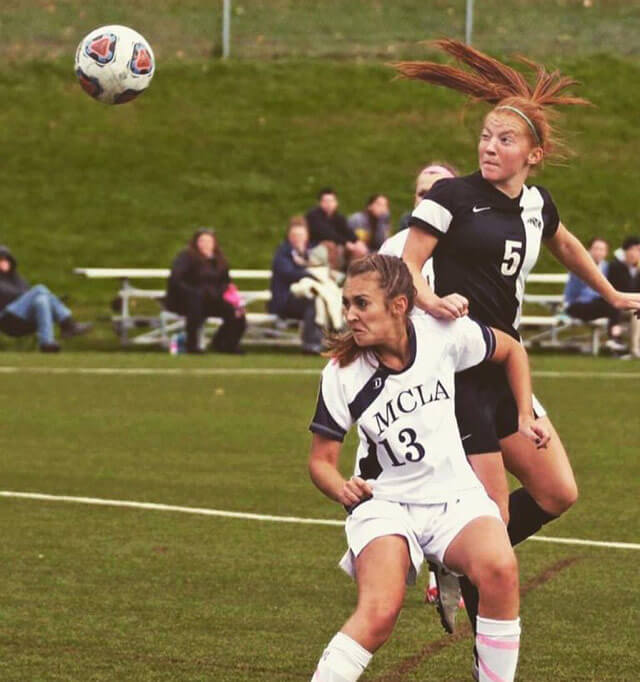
[
  {"left": 2, "top": 490, "right": 638, "bottom": 551},
  {"left": 0, "top": 366, "right": 639, "bottom": 379}
]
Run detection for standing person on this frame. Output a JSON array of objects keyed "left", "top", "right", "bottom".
[
  {"left": 347, "top": 194, "right": 391, "bottom": 251},
  {"left": 563, "top": 237, "right": 625, "bottom": 351},
  {"left": 306, "top": 188, "right": 368, "bottom": 268},
  {"left": 392, "top": 39, "right": 640, "bottom": 650},
  {"left": 308, "top": 254, "right": 549, "bottom": 682},
  {"left": 165, "top": 228, "right": 246, "bottom": 354},
  {"left": 0, "top": 246, "right": 91, "bottom": 352},
  {"left": 269, "top": 216, "right": 324, "bottom": 353}
]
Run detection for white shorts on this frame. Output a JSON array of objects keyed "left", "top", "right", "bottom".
[{"left": 339, "top": 488, "right": 502, "bottom": 585}]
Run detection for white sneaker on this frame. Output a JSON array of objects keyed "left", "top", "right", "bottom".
[{"left": 605, "top": 338, "right": 627, "bottom": 352}]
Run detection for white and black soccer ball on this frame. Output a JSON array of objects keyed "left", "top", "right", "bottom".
[{"left": 75, "top": 25, "right": 155, "bottom": 105}]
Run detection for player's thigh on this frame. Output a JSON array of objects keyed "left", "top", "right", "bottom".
[
  {"left": 468, "top": 452, "right": 510, "bottom": 524},
  {"left": 354, "top": 535, "right": 410, "bottom": 612},
  {"left": 499, "top": 416, "right": 578, "bottom": 515}
]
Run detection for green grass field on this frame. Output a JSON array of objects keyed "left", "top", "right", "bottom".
[{"left": 0, "top": 352, "right": 638, "bottom": 681}]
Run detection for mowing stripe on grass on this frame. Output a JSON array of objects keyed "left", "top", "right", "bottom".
[
  {"left": 0, "top": 366, "right": 639, "bottom": 379},
  {"left": 2, "top": 491, "right": 639, "bottom": 550}
]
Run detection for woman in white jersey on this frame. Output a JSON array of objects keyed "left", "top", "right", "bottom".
[
  {"left": 308, "top": 254, "right": 548, "bottom": 682},
  {"left": 392, "top": 40, "right": 640, "bottom": 642}
]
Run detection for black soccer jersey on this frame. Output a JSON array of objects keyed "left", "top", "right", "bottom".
[{"left": 408, "top": 171, "right": 559, "bottom": 339}]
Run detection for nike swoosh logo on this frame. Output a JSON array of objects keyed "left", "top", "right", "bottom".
[
  {"left": 472, "top": 206, "right": 491, "bottom": 213},
  {"left": 461, "top": 434, "right": 472, "bottom": 441}
]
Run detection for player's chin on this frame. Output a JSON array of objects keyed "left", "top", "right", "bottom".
[{"left": 351, "top": 329, "right": 372, "bottom": 346}]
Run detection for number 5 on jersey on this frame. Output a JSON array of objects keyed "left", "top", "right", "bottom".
[{"left": 501, "top": 239, "right": 523, "bottom": 276}]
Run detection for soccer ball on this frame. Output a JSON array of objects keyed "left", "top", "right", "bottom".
[{"left": 75, "top": 25, "right": 155, "bottom": 105}]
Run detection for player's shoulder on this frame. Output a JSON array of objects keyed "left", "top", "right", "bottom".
[
  {"left": 321, "top": 354, "right": 378, "bottom": 394},
  {"left": 524, "top": 181, "right": 555, "bottom": 206},
  {"left": 378, "top": 229, "right": 408, "bottom": 257},
  {"left": 411, "top": 312, "right": 459, "bottom": 340}
]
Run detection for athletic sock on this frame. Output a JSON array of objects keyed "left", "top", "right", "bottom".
[
  {"left": 311, "top": 632, "right": 372, "bottom": 682},
  {"left": 507, "top": 487, "right": 557, "bottom": 547},
  {"left": 476, "top": 616, "right": 521, "bottom": 682}
]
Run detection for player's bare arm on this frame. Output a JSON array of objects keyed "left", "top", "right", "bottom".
[
  {"left": 489, "top": 329, "right": 550, "bottom": 449},
  {"left": 402, "top": 227, "right": 469, "bottom": 320},
  {"left": 546, "top": 223, "right": 640, "bottom": 312},
  {"left": 309, "top": 433, "right": 373, "bottom": 507}
]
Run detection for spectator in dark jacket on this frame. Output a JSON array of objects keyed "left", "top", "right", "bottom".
[
  {"left": 607, "top": 235, "right": 640, "bottom": 357},
  {"left": 305, "top": 187, "right": 367, "bottom": 269},
  {"left": 165, "top": 229, "right": 246, "bottom": 354},
  {"left": 0, "top": 246, "right": 91, "bottom": 352},
  {"left": 607, "top": 235, "right": 640, "bottom": 294},
  {"left": 269, "top": 216, "right": 323, "bottom": 353}
]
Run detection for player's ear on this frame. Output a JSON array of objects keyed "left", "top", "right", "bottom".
[
  {"left": 527, "top": 146, "right": 543, "bottom": 167},
  {"left": 390, "top": 294, "right": 409, "bottom": 318}
]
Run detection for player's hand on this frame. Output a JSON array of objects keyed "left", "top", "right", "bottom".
[
  {"left": 610, "top": 291, "right": 640, "bottom": 318},
  {"left": 518, "top": 415, "right": 550, "bottom": 450},
  {"left": 424, "top": 293, "right": 469, "bottom": 320},
  {"left": 339, "top": 476, "right": 373, "bottom": 508}
]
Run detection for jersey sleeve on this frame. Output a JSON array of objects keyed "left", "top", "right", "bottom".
[
  {"left": 539, "top": 186, "right": 560, "bottom": 239},
  {"left": 449, "top": 316, "right": 497, "bottom": 373},
  {"left": 408, "top": 178, "right": 456, "bottom": 237},
  {"left": 309, "top": 362, "right": 353, "bottom": 441}
]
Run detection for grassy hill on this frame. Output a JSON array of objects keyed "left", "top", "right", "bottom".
[{"left": 1, "top": 3, "right": 640, "bottom": 336}]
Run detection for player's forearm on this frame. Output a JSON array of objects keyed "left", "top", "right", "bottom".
[
  {"left": 405, "top": 259, "right": 438, "bottom": 311},
  {"left": 308, "top": 458, "right": 347, "bottom": 504},
  {"left": 548, "top": 228, "right": 617, "bottom": 303},
  {"left": 502, "top": 341, "right": 534, "bottom": 419}
]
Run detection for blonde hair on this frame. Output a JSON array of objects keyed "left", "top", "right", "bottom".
[{"left": 393, "top": 39, "right": 590, "bottom": 158}]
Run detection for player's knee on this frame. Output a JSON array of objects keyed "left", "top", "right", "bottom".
[
  {"left": 475, "top": 551, "right": 519, "bottom": 597},
  {"left": 540, "top": 480, "right": 578, "bottom": 516},
  {"left": 357, "top": 601, "right": 402, "bottom": 644},
  {"left": 31, "top": 284, "right": 50, "bottom": 296},
  {"left": 498, "top": 501, "right": 510, "bottom": 526}
]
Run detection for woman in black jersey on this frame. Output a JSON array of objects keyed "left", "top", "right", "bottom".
[{"left": 393, "top": 40, "right": 640, "bottom": 652}]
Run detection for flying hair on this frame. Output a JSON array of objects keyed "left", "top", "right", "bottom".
[{"left": 392, "top": 39, "right": 591, "bottom": 156}]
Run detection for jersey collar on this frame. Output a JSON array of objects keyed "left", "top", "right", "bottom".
[
  {"left": 466, "top": 171, "right": 524, "bottom": 213},
  {"left": 376, "top": 319, "right": 417, "bottom": 376}
]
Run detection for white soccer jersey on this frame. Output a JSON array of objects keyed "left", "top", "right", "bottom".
[
  {"left": 378, "top": 229, "right": 435, "bottom": 288},
  {"left": 310, "top": 315, "right": 497, "bottom": 504}
]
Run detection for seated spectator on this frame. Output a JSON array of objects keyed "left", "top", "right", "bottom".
[
  {"left": 0, "top": 246, "right": 91, "bottom": 352},
  {"left": 347, "top": 194, "right": 391, "bottom": 252},
  {"left": 269, "top": 216, "right": 324, "bottom": 353},
  {"left": 165, "top": 228, "right": 246, "bottom": 354},
  {"left": 607, "top": 235, "right": 640, "bottom": 357},
  {"left": 305, "top": 187, "right": 367, "bottom": 269},
  {"left": 564, "top": 237, "right": 626, "bottom": 351},
  {"left": 398, "top": 162, "right": 458, "bottom": 231}
]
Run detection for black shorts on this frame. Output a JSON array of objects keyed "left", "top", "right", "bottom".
[{"left": 455, "top": 363, "right": 544, "bottom": 456}]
